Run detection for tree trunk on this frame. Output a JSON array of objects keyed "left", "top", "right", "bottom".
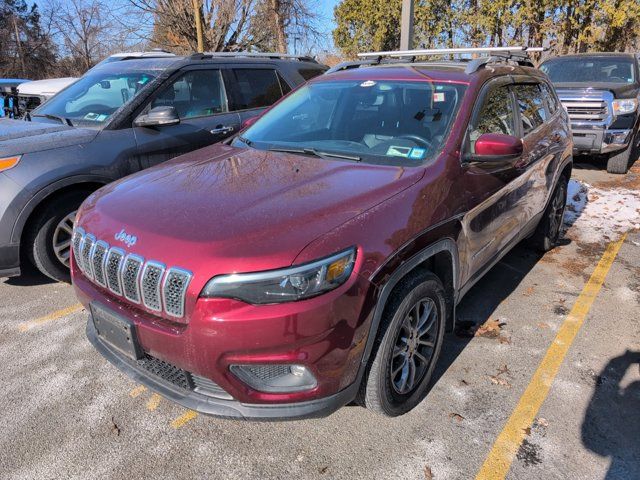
[{"left": 270, "top": 0, "right": 287, "bottom": 53}]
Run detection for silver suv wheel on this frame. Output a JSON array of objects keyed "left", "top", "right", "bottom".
[{"left": 52, "top": 211, "right": 76, "bottom": 267}]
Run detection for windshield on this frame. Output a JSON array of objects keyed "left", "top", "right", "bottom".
[
  {"left": 540, "top": 57, "right": 636, "bottom": 84},
  {"left": 32, "top": 68, "right": 156, "bottom": 127},
  {"left": 236, "top": 79, "right": 466, "bottom": 165}
]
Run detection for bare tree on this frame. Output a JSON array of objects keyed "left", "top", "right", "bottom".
[{"left": 44, "top": 0, "right": 144, "bottom": 74}]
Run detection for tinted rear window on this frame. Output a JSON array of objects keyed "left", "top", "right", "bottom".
[
  {"left": 231, "top": 69, "right": 283, "bottom": 110},
  {"left": 298, "top": 68, "right": 325, "bottom": 81}
]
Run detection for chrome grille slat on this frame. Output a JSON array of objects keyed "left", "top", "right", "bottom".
[
  {"left": 71, "top": 227, "right": 85, "bottom": 268},
  {"left": 121, "top": 254, "right": 143, "bottom": 303},
  {"left": 141, "top": 261, "right": 165, "bottom": 312},
  {"left": 105, "top": 247, "right": 125, "bottom": 295},
  {"left": 162, "top": 268, "right": 192, "bottom": 318},
  {"left": 80, "top": 235, "right": 96, "bottom": 279},
  {"left": 76, "top": 230, "right": 190, "bottom": 319},
  {"left": 92, "top": 241, "right": 109, "bottom": 287}
]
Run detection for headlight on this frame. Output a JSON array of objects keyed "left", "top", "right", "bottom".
[
  {"left": 201, "top": 248, "right": 356, "bottom": 304},
  {"left": 612, "top": 98, "right": 638, "bottom": 116},
  {"left": 0, "top": 155, "right": 21, "bottom": 172}
]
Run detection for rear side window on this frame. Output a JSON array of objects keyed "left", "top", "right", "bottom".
[
  {"left": 298, "top": 68, "right": 325, "bottom": 81},
  {"left": 514, "top": 84, "right": 547, "bottom": 135},
  {"left": 230, "top": 69, "right": 284, "bottom": 110},
  {"left": 470, "top": 85, "right": 516, "bottom": 151}
]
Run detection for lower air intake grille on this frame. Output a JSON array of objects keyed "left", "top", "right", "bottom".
[
  {"left": 137, "top": 355, "right": 192, "bottom": 391},
  {"left": 244, "top": 364, "right": 291, "bottom": 381}
]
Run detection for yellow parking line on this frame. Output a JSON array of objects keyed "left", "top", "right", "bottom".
[
  {"left": 171, "top": 410, "right": 198, "bottom": 429},
  {"left": 129, "top": 385, "right": 147, "bottom": 398},
  {"left": 475, "top": 234, "right": 627, "bottom": 480},
  {"left": 18, "top": 303, "right": 84, "bottom": 332},
  {"left": 146, "top": 393, "right": 161, "bottom": 411}
]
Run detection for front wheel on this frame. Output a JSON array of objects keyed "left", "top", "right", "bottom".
[
  {"left": 25, "top": 191, "right": 89, "bottom": 282},
  {"left": 362, "top": 271, "right": 446, "bottom": 417}
]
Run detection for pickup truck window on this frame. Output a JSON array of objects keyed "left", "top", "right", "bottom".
[
  {"left": 514, "top": 84, "right": 546, "bottom": 136},
  {"left": 540, "top": 57, "right": 636, "bottom": 84}
]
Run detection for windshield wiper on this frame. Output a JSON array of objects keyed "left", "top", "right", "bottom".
[
  {"left": 268, "top": 147, "right": 361, "bottom": 162},
  {"left": 236, "top": 135, "right": 253, "bottom": 147},
  {"left": 32, "top": 113, "right": 73, "bottom": 127}
]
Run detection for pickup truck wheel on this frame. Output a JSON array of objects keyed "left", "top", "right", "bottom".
[
  {"left": 606, "top": 142, "right": 634, "bottom": 174},
  {"left": 362, "top": 271, "right": 445, "bottom": 417},
  {"left": 529, "top": 175, "right": 568, "bottom": 252},
  {"left": 25, "top": 191, "right": 88, "bottom": 282}
]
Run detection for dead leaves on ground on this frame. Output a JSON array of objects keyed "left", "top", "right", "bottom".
[
  {"left": 424, "top": 465, "right": 434, "bottom": 480},
  {"left": 488, "top": 364, "right": 512, "bottom": 388},
  {"left": 448, "top": 412, "right": 465, "bottom": 422}
]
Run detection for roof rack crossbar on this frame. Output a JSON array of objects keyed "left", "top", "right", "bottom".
[
  {"left": 357, "top": 46, "right": 544, "bottom": 59},
  {"left": 190, "top": 51, "right": 317, "bottom": 62}
]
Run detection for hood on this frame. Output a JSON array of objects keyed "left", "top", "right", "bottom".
[
  {"left": 78, "top": 144, "right": 424, "bottom": 277},
  {"left": 552, "top": 82, "right": 639, "bottom": 99},
  {"left": 18, "top": 77, "right": 77, "bottom": 97},
  {"left": 0, "top": 119, "right": 98, "bottom": 157}
]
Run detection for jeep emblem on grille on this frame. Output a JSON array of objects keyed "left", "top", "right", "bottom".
[{"left": 114, "top": 229, "right": 137, "bottom": 248}]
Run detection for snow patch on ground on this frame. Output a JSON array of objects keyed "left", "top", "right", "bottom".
[{"left": 564, "top": 179, "right": 640, "bottom": 243}]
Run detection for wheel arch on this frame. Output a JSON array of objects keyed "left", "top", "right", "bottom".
[
  {"left": 12, "top": 175, "right": 110, "bottom": 248},
  {"left": 360, "top": 238, "right": 460, "bottom": 370}
]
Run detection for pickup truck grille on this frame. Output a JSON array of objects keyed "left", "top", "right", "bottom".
[
  {"left": 563, "top": 101, "right": 607, "bottom": 120},
  {"left": 72, "top": 227, "right": 192, "bottom": 320},
  {"left": 556, "top": 89, "right": 612, "bottom": 123}
]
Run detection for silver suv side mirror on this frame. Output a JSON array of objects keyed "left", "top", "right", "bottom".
[{"left": 134, "top": 106, "right": 180, "bottom": 127}]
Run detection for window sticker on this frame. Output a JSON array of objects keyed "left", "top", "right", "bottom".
[
  {"left": 386, "top": 145, "right": 412, "bottom": 158},
  {"left": 360, "top": 80, "right": 376, "bottom": 87},
  {"left": 84, "top": 113, "right": 107, "bottom": 121},
  {"left": 433, "top": 92, "right": 445, "bottom": 102},
  {"left": 409, "top": 147, "right": 426, "bottom": 160}
]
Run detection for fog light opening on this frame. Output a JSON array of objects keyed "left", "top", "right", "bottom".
[{"left": 230, "top": 364, "right": 317, "bottom": 393}]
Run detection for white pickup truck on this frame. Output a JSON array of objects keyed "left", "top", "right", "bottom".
[{"left": 17, "top": 77, "right": 77, "bottom": 115}]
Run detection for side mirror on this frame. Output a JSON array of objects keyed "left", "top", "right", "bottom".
[
  {"left": 467, "top": 133, "right": 523, "bottom": 162},
  {"left": 241, "top": 115, "right": 260, "bottom": 129},
  {"left": 134, "top": 106, "right": 180, "bottom": 127}
]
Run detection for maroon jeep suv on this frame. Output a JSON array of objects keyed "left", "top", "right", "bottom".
[{"left": 71, "top": 48, "right": 572, "bottom": 419}]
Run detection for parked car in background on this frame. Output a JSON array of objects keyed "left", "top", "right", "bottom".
[
  {"left": 17, "top": 77, "right": 77, "bottom": 116},
  {"left": 72, "top": 47, "right": 572, "bottom": 420},
  {"left": 540, "top": 53, "right": 640, "bottom": 173},
  {"left": 0, "top": 52, "right": 327, "bottom": 282},
  {"left": 1, "top": 79, "right": 30, "bottom": 118}
]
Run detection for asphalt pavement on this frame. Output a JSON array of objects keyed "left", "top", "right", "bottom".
[{"left": 0, "top": 162, "right": 638, "bottom": 480}]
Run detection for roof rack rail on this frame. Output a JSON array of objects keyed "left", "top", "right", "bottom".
[
  {"left": 190, "top": 51, "right": 317, "bottom": 63},
  {"left": 358, "top": 46, "right": 544, "bottom": 59}
]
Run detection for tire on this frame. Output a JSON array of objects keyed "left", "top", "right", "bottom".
[
  {"left": 25, "top": 190, "right": 90, "bottom": 282},
  {"left": 529, "top": 174, "right": 568, "bottom": 252},
  {"left": 606, "top": 144, "right": 632, "bottom": 174},
  {"left": 361, "top": 270, "right": 446, "bottom": 417}
]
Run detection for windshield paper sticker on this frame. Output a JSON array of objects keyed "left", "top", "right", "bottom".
[
  {"left": 433, "top": 92, "right": 445, "bottom": 102},
  {"left": 360, "top": 80, "right": 376, "bottom": 87},
  {"left": 386, "top": 146, "right": 412, "bottom": 158}
]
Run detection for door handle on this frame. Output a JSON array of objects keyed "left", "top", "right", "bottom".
[{"left": 210, "top": 125, "right": 234, "bottom": 135}]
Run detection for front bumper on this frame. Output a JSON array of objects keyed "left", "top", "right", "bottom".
[
  {"left": 74, "top": 262, "right": 374, "bottom": 419},
  {"left": 86, "top": 317, "right": 359, "bottom": 420},
  {"left": 571, "top": 125, "right": 633, "bottom": 154}
]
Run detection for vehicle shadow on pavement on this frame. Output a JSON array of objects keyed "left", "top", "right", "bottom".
[
  {"left": 581, "top": 350, "right": 640, "bottom": 480},
  {"left": 3, "top": 263, "right": 56, "bottom": 287},
  {"left": 430, "top": 243, "right": 547, "bottom": 386}
]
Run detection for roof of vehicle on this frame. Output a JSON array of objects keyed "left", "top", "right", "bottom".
[
  {"left": 18, "top": 77, "right": 77, "bottom": 95},
  {"left": 542, "top": 52, "right": 638, "bottom": 62}
]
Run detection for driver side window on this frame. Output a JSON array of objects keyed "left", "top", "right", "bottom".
[
  {"left": 151, "top": 70, "right": 228, "bottom": 119},
  {"left": 470, "top": 85, "right": 516, "bottom": 153}
]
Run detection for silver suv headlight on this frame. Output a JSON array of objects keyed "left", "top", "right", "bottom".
[{"left": 200, "top": 248, "right": 356, "bottom": 304}]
